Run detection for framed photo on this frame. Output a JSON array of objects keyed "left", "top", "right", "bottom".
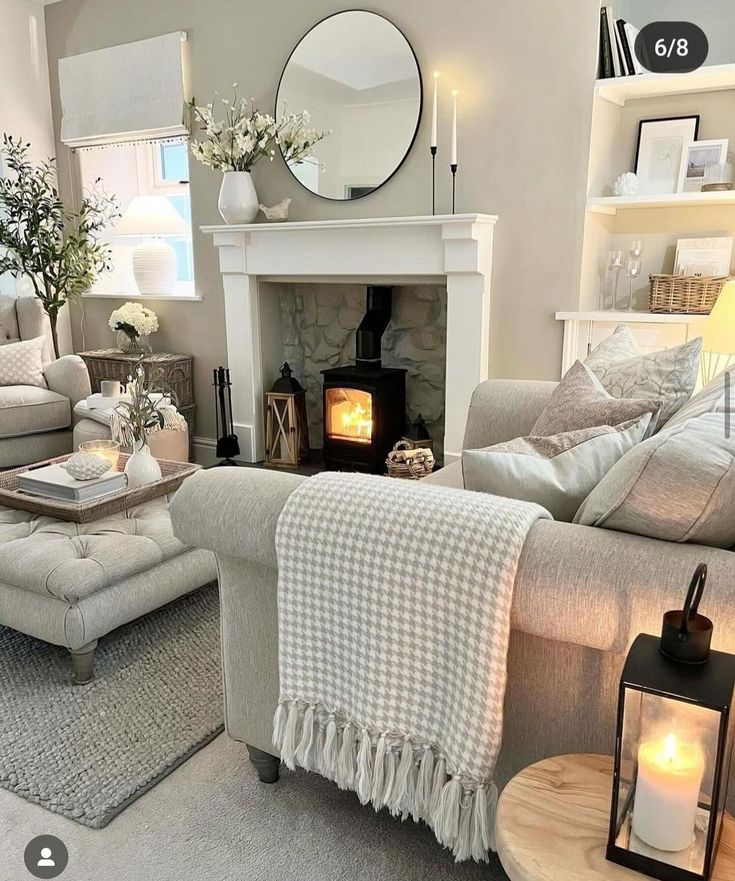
[
  {"left": 677, "top": 139, "right": 729, "bottom": 193},
  {"left": 634, "top": 116, "right": 700, "bottom": 195},
  {"left": 675, "top": 237, "right": 733, "bottom": 276}
]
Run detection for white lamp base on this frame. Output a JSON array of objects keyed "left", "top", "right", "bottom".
[{"left": 132, "top": 239, "right": 177, "bottom": 295}]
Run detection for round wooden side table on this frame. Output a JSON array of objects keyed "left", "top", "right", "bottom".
[{"left": 495, "top": 754, "right": 735, "bottom": 881}]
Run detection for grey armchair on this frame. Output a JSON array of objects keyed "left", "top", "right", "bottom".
[{"left": 0, "top": 297, "right": 90, "bottom": 467}]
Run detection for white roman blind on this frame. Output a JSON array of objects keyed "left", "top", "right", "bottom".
[{"left": 59, "top": 32, "right": 190, "bottom": 149}]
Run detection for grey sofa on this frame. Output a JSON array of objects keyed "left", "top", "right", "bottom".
[
  {"left": 0, "top": 297, "right": 90, "bottom": 467},
  {"left": 171, "top": 378, "right": 735, "bottom": 792}
]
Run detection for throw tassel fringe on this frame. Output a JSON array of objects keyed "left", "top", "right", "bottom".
[{"left": 272, "top": 700, "right": 495, "bottom": 862}]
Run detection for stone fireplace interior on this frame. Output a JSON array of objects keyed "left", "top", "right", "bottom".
[{"left": 275, "top": 283, "right": 447, "bottom": 463}]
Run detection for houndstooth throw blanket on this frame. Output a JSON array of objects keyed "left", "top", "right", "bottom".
[{"left": 273, "top": 472, "right": 549, "bottom": 861}]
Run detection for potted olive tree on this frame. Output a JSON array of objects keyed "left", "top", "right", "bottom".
[{"left": 0, "top": 135, "right": 118, "bottom": 358}]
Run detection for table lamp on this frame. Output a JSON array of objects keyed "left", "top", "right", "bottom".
[
  {"left": 113, "top": 195, "right": 190, "bottom": 295},
  {"left": 701, "top": 280, "right": 735, "bottom": 384}
]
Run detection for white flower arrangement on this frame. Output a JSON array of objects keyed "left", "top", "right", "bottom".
[
  {"left": 189, "top": 87, "right": 329, "bottom": 173},
  {"left": 108, "top": 302, "right": 159, "bottom": 339}
]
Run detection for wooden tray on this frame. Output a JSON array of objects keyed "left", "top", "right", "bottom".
[{"left": 0, "top": 454, "right": 200, "bottom": 523}]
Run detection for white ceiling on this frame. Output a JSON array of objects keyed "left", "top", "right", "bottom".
[{"left": 291, "top": 12, "right": 418, "bottom": 91}]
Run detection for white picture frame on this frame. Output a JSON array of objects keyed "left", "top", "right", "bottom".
[
  {"left": 634, "top": 116, "right": 700, "bottom": 195},
  {"left": 677, "top": 139, "right": 729, "bottom": 193},
  {"left": 675, "top": 237, "right": 733, "bottom": 277}
]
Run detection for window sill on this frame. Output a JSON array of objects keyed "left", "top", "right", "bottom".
[{"left": 82, "top": 291, "right": 202, "bottom": 302}]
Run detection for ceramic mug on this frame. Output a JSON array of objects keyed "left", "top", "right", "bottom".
[{"left": 101, "top": 379, "right": 122, "bottom": 398}]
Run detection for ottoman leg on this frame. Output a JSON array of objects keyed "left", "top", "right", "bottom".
[
  {"left": 247, "top": 744, "right": 280, "bottom": 784},
  {"left": 70, "top": 640, "right": 98, "bottom": 685}
]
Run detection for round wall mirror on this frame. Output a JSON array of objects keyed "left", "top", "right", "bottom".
[{"left": 276, "top": 11, "right": 422, "bottom": 201}]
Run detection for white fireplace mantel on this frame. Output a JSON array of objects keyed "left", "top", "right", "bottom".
[{"left": 203, "top": 213, "right": 497, "bottom": 463}]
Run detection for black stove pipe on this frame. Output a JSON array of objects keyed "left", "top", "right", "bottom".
[{"left": 355, "top": 286, "right": 392, "bottom": 368}]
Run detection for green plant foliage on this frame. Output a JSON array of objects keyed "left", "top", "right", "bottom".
[{"left": 0, "top": 135, "right": 118, "bottom": 356}]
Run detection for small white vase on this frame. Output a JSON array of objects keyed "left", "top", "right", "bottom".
[
  {"left": 124, "top": 440, "right": 162, "bottom": 488},
  {"left": 218, "top": 171, "right": 259, "bottom": 224}
]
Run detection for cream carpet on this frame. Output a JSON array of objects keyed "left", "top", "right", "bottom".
[{"left": 0, "top": 734, "right": 508, "bottom": 881}]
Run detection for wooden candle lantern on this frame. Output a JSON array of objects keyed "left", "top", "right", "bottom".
[{"left": 265, "top": 363, "right": 310, "bottom": 468}]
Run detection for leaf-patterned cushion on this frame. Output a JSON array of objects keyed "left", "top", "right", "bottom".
[
  {"left": 585, "top": 324, "right": 702, "bottom": 429},
  {"left": 0, "top": 336, "right": 47, "bottom": 389}
]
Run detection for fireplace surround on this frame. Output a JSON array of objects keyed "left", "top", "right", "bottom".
[{"left": 204, "top": 214, "right": 496, "bottom": 464}]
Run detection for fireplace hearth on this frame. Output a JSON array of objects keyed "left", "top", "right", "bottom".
[{"left": 322, "top": 286, "right": 406, "bottom": 473}]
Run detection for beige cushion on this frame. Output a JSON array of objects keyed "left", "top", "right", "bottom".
[
  {"left": 462, "top": 416, "right": 651, "bottom": 521},
  {"left": 575, "top": 413, "right": 735, "bottom": 548},
  {"left": 0, "top": 386, "right": 71, "bottom": 438},
  {"left": 530, "top": 361, "right": 661, "bottom": 436},
  {"left": 0, "top": 336, "right": 47, "bottom": 388},
  {"left": 665, "top": 366, "right": 734, "bottom": 430},
  {"left": 585, "top": 324, "right": 702, "bottom": 427},
  {"left": 0, "top": 298, "right": 21, "bottom": 345}
]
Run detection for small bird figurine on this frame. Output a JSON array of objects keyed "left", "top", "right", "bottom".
[{"left": 259, "top": 198, "right": 292, "bottom": 222}]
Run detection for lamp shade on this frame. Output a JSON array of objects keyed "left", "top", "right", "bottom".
[
  {"left": 114, "top": 195, "right": 190, "bottom": 237},
  {"left": 703, "top": 281, "right": 735, "bottom": 355}
]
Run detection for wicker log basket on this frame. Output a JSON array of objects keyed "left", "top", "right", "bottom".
[
  {"left": 649, "top": 274, "right": 731, "bottom": 314},
  {"left": 386, "top": 441, "right": 436, "bottom": 479}
]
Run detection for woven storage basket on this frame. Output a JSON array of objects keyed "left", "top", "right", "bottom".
[
  {"left": 649, "top": 274, "right": 730, "bottom": 314},
  {"left": 386, "top": 441, "right": 436, "bottom": 479}
]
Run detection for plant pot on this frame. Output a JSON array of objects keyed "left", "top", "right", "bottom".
[
  {"left": 124, "top": 440, "right": 162, "bottom": 488},
  {"left": 218, "top": 171, "right": 259, "bottom": 224},
  {"left": 117, "top": 330, "right": 151, "bottom": 354}
]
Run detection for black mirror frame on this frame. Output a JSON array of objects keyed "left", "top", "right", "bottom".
[{"left": 274, "top": 9, "right": 424, "bottom": 202}]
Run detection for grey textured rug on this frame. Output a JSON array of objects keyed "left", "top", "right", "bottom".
[{"left": 0, "top": 583, "right": 223, "bottom": 828}]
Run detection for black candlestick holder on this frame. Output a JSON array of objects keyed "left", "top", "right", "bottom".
[
  {"left": 430, "top": 145, "right": 437, "bottom": 215},
  {"left": 451, "top": 163, "right": 458, "bottom": 214}
]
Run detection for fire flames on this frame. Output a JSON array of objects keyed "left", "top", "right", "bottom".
[{"left": 326, "top": 389, "right": 373, "bottom": 444}]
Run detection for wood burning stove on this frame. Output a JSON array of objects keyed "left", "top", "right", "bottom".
[{"left": 322, "top": 286, "right": 406, "bottom": 473}]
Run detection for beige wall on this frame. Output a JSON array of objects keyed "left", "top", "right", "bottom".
[{"left": 43, "top": 0, "right": 599, "bottom": 445}]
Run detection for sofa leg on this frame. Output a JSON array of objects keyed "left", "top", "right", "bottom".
[
  {"left": 247, "top": 744, "right": 280, "bottom": 783},
  {"left": 70, "top": 640, "right": 98, "bottom": 685}
]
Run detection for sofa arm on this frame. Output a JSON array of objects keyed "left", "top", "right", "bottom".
[
  {"left": 463, "top": 379, "right": 557, "bottom": 449},
  {"left": 513, "top": 520, "right": 735, "bottom": 655},
  {"left": 171, "top": 467, "right": 306, "bottom": 568},
  {"left": 44, "top": 355, "right": 91, "bottom": 419}
]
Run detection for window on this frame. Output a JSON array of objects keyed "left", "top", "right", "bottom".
[{"left": 76, "top": 138, "right": 194, "bottom": 297}]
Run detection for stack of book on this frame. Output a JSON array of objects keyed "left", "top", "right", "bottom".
[
  {"left": 19, "top": 463, "right": 127, "bottom": 504},
  {"left": 599, "top": 7, "right": 644, "bottom": 79}
]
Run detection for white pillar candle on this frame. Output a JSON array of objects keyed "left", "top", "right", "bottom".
[
  {"left": 431, "top": 71, "right": 439, "bottom": 148},
  {"left": 632, "top": 733, "right": 705, "bottom": 852},
  {"left": 451, "top": 90, "right": 458, "bottom": 166}
]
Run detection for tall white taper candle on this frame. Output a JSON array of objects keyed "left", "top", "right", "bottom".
[
  {"left": 431, "top": 71, "right": 439, "bottom": 148},
  {"left": 451, "top": 90, "right": 458, "bottom": 166}
]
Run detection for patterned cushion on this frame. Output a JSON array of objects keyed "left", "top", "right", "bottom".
[
  {"left": 0, "top": 336, "right": 47, "bottom": 389},
  {"left": 585, "top": 324, "right": 702, "bottom": 428},
  {"left": 462, "top": 416, "right": 651, "bottom": 521},
  {"left": 530, "top": 361, "right": 661, "bottom": 436},
  {"left": 575, "top": 412, "right": 735, "bottom": 548}
]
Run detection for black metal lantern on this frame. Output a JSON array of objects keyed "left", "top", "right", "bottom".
[{"left": 607, "top": 564, "right": 735, "bottom": 881}]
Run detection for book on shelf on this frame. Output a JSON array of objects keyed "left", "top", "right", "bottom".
[
  {"left": 598, "top": 8, "right": 643, "bottom": 79},
  {"left": 18, "top": 463, "right": 127, "bottom": 503}
]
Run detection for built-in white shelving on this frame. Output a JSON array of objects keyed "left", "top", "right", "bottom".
[
  {"left": 556, "top": 310, "right": 708, "bottom": 325},
  {"left": 595, "top": 63, "right": 735, "bottom": 107},
  {"left": 587, "top": 191, "right": 735, "bottom": 215}
]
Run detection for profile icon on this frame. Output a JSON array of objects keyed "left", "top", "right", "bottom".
[
  {"left": 23, "top": 835, "right": 68, "bottom": 878},
  {"left": 37, "top": 847, "right": 55, "bottom": 867}
]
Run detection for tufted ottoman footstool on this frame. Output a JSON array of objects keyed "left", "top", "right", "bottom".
[{"left": 0, "top": 495, "right": 216, "bottom": 684}]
